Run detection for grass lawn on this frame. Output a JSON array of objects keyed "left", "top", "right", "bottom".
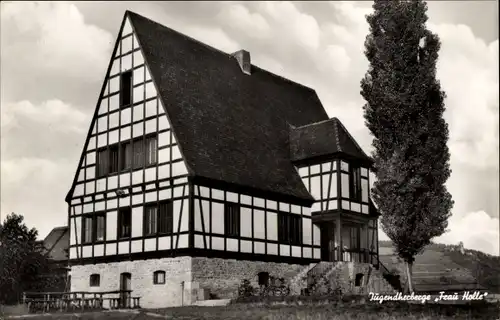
[
  {"left": 149, "top": 301, "right": 498, "bottom": 320},
  {"left": 4, "top": 301, "right": 498, "bottom": 320}
]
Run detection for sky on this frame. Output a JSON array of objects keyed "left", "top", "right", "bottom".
[{"left": 1, "top": 1, "right": 498, "bottom": 255}]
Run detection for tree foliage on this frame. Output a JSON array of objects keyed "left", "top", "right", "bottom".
[
  {"left": 360, "top": 0, "right": 453, "bottom": 291},
  {"left": 0, "top": 213, "right": 57, "bottom": 305}
]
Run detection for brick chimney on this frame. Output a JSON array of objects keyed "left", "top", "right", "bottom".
[{"left": 232, "top": 50, "right": 251, "bottom": 75}]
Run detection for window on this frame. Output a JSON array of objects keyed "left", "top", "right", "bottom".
[
  {"left": 132, "top": 138, "right": 144, "bottom": 169},
  {"left": 153, "top": 271, "right": 166, "bottom": 285},
  {"left": 349, "top": 165, "right": 362, "bottom": 201},
  {"left": 224, "top": 204, "right": 240, "bottom": 237},
  {"left": 278, "top": 213, "right": 302, "bottom": 245},
  {"left": 96, "top": 134, "right": 158, "bottom": 177},
  {"left": 121, "top": 141, "right": 132, "bottom": 170},
  {"left": 82, "top": 216, "right": 93, "bottom": 244},
  {"left": 144, "top": 204, "right": 157, "bottom": 236},
  {"left": 118, "top": 208, "right": 132, "bottom": 239},
  {"left": 145, "top": 135, "right": 158, "bottom": 166},
  {"left": 95, "top": 214, "right": 105, "bottom": 241},
  {"left": 120, "top": 71, "right": 132, "bottom": 107},
  {"left": 132, "top": 135, "right": 157, "bottom": 169},
  {"left": 109, "top": 144, "right": 120, "bottom": 174},
  {"left": 96, "top": 148, "right": 109, "bottom": 178},
  {"left": 82, "top": 214, "right": 106, "bottom": 243},
  {"left": 355, "top": 273, "right": 364, "bottom": 287},
  {"left": 158, "top": 201, "right": 173, "bottom": 234},
  {"left": 90, "top": 274, "right": 100, "bottom": 287},
  {"left": 258, "top": 272, "right": 269, "bottom": 287},
  {"left": 144, "top": 201, "right": 173, "bottom": 235},
  {"left": 96, "top": 145, "right": 120, "bottom": 177}
]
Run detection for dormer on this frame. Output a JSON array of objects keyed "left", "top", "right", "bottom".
[{"left": 290, "top": 118, "right": 374, "bottom": 215}]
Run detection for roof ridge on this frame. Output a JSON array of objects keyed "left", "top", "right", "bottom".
[{"left": 126, "top": 11, "right": 317, "bottom": 94}]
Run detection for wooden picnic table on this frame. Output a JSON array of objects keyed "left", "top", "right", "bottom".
[{"left": 23, "top": 290, "right": 141, "bottom": 313}]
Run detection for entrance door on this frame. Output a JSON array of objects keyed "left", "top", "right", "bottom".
[
  {"left": 120, "top": 273, "right": 131, "bottom": 308},
  {"left": 320, "top": 223, "right": 336, "bottom": 262}
]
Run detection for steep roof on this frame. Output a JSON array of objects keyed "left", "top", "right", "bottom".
[
  {"left": 40, "top": 226, "right": 69, "bottom": 262},
  {"left": 290, "top": 117, "right": 373, "bottom": 165},
  {"left": 127, "top": 11, "right": 331, "bottom": 202}
]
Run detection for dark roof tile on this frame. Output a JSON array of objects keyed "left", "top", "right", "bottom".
[
  {"left": 128, "top": 11, "right": 331, "bottom": 202},
  {"left": 290, "top": 117, "right": 372, "bottom": 164},
  {"left": 42, "top": 226, "right": 69, "bottom": 261}
]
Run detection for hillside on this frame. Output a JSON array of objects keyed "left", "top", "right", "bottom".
[{"left": 378, "top": 241, "right": 500, "bottom": 293}]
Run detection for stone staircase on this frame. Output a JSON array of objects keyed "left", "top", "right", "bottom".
[
  {"left": 291, "top": 261, "right": 398, "bottom": 296},
  {"left": 289, "top": 263, "right": 317, "bottom": 295},
  {"left": 308, "top": 262, "right": 344, "bottom": 295},
  {"left": 364, "top": 265, "right": 397, "bottom": 294}
]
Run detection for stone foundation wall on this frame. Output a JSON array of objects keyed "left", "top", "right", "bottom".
[
  {"left": 70, "top": 257, "right": 192, "bottom": 308},
  {"left": 191, "top": 257, "right": 306, "bottom": 299},
  {"left": 70, "top": 258, "right": 393, "bottom": 307}
]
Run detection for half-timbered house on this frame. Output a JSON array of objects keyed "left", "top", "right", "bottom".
[{"left": 65, "top": 11, "right": 382, "bottom": 308}]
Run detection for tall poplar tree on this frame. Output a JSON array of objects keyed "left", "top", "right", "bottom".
[{"left": 360, "top": 0, "right": 453, "bottom": 292}]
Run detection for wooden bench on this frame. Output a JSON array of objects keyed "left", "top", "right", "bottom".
[{"left": 23, "top": 290, "right": 140, "bottom": 313}]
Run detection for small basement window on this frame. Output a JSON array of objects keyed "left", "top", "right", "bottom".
[
  {"left": 90, "top": 274, "right": 100, "bottom": 287},
  {"left": 258, "top": 272, "right": 269, "bottom": 287},
  {"left": 355, "top": 273, "right": 364, "bottom": 287},
  {"left": 153, "top": 270, "right": 166, "bottom": 285}
]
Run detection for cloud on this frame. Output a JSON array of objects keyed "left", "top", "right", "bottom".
[
  {"left": 0, "top": 157, "right": 74, "bottom": 239},
  {"left": 1, "top": 100, "right": 88, "bottom": 169},
  {"left": 1, "top": 100, "right": 88, "bottom": 133},
  {"left": 1, "top": 2, "right": 113, "bottom": 82},
  {"left": 378, "top": 210, "right": 499, "bottom": 256},
  {"left": 437, "top": 211, "right": 499, "bottom": 256},
  {"left": 217, "top": 4, "right": 270, "bottom": 39},
  {"left": 1, "top": 100, "right": 85, "bottom": 238},
  {"left": 324, "top": 44, "right": 352, "bottom": 75},
  {"left": 428, "top": 23, "right": 499, "bottom": 170},
  {"left": 257, "top": 1, "right": 321, "bottom": 52},
  {"left": 182, "top": 26, "right": 240, "bottom": 53}
]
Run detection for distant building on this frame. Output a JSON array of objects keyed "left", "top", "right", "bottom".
[
  {"left": 37, "top": 227, "right": 70, "bottom": 291},
  {"left": 65, "top": 11, "right": 382, "bottom": 308}
]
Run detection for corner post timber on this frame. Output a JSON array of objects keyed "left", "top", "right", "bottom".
[{"left": 336, "top": 214, "right": 342, "bottom": 261}]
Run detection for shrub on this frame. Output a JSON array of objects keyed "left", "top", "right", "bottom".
[
  {"left": 259, "top": 277, "right": 291, "bottom": 297},
  {"left": 238, "top": 276, "right": 292, "bottom": 300},
  {"left": 237, "top": 279, "right": 254, "bottom": 298}
]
